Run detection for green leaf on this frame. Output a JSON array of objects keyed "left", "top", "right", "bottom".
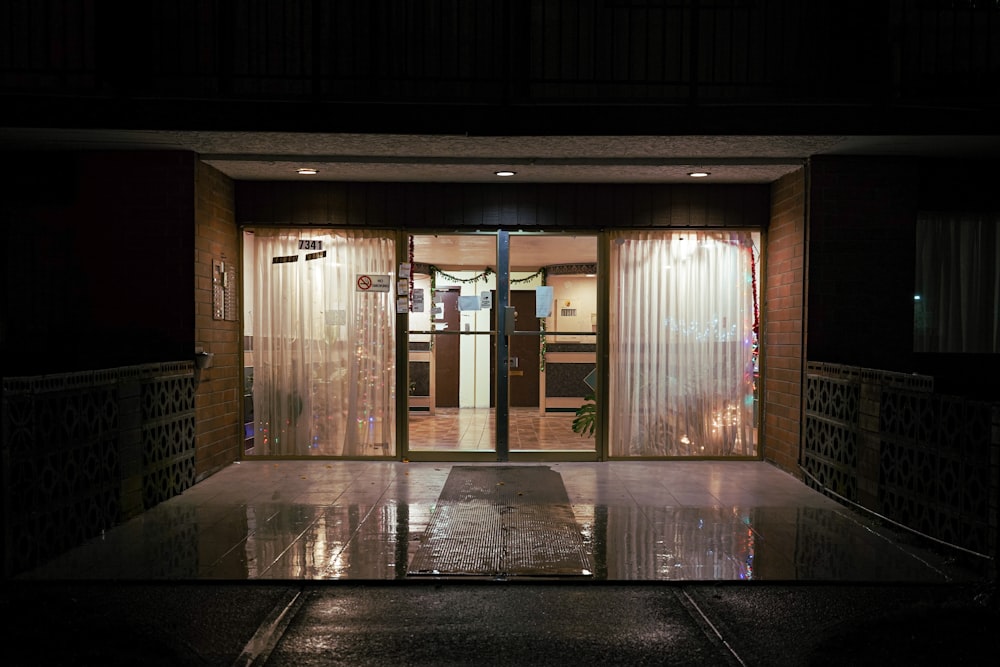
[{"left": 572, "top": 393, "right": 597, "bottom": 437}]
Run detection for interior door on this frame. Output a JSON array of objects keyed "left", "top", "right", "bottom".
[
  {"left": 433, "top": 287, "right": 461, "bottom": 407},
  {"left": 508, "top": 290, "right": 540, "bottom": 407}
]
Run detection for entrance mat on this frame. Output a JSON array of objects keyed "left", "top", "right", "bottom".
[{"left": 408, "top": 466, "right": 593, "bottom": 577}]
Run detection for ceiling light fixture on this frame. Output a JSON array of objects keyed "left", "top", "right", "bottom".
[
  {"left": 297, "top": 168, "right": 318, "bottom": 175},
  {"left": 495, "top": 170, "right": 516, "bottom": 177},
  {"left": 687, "top": 171, "right": 710, "bottom": 178}
]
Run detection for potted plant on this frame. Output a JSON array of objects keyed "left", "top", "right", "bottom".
[{"left": 572, "top": 392, "right": 597, "bottom": 438}]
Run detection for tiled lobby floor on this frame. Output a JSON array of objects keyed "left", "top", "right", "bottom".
[
  {"left": 408, "top": 408, "right": 589, "bottom": 451},
  {"left": 19, "top": 460, "right": 989, "bottom": 583}
]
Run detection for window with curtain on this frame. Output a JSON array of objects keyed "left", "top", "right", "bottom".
[
  {"left": 608, "top": 231, "right": 758, "bottom": 457},
  {"left": 914, "top": 213, "right": 1000, "bottom": 354},
  {"left": 249, "top": 228, "right": 396, "bottom": 456}
]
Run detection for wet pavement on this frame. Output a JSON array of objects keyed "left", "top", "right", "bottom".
[
  {"left": 3, "top": 581, "right": 997, "bottom": 666},
  {"left": 14, "top": 461, "right": 990, "bottom": 582},
  {"left": 5, "top": 460, "right": 997, "bottom": 664}
]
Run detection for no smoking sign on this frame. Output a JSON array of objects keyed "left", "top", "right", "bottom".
[{"left": 356, "top": 274, "right": 391, "bottom": 293}]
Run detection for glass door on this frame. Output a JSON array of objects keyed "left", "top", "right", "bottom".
[
  {"left": 405, "top": 231, "right": 599, "bottom": 460},
  {"left": 507, "top": 232, "right": 598, "bottom": 458},
  {"left": 406, "top": 233, "right": 498, "bottom": 458}
]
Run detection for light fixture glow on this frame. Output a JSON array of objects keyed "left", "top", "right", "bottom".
[
  {"left": 495, "top": 170, "right": 516, "bottom": 177},
  {"left": 688, "top": 171, "right": 710, "bottom": 178},
  {"left": 297, "top": 168, "right": 318, "bottom": 175}
]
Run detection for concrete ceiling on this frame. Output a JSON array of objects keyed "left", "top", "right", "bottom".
[{"left": 3, "top": 128, "right": 999, "bottom": 184}]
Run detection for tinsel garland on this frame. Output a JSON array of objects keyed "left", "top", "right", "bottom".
[
  {"left": 513, "top": 268, "right": 546, "bottom": 285},
  {"left": 749, "top": 245, "right": 760, "bottom": 393},
  {"left": 425, "top": 266, "right": 546, "bottom": 286},
  {"left": 749, "top": 246, "right": 760, "bottom": 337},
  {"left": 431, "top": 266, "right": 494, "bottom": 284}
]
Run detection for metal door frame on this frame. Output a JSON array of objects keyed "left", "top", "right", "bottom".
[{"left": 400, "top": 229, "right": 603, "bottom": 463}]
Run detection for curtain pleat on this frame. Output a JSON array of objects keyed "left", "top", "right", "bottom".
[
  {"left": 915, "top": 214, "right": 1000, "bottom": 353},
  {"left": 609, "top": 231, "right": 757, "bottom": 457},
  {"left": 251, "top": 229, "right": 396, "bottom": 456}
]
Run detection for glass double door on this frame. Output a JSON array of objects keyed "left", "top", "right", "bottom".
[{"left": 405, "top": 231, "right": 599, "bottom": 460}]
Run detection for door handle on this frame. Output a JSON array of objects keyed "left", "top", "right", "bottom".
[{"left": 504, "top": 306, "right": 516, "bottom": 336}]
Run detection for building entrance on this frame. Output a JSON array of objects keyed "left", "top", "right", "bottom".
[{"left": 241, "top": 227, "right": 760, "bottom": 461}]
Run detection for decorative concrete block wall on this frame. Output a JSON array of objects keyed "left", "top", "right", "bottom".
[
  {"left": 2, "top": 362, "right": 195, "bottom": 577},
  {"left": 804, "top": 361, "right": 998, "bottom": 566}
]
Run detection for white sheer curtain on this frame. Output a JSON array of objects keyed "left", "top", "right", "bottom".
[
  {"left": 914, "top": 213, "right": 1000, "bottom": 353},
  {"left": 251, "top": 228, "right": 396, "bottom": 456},
  {"left": 609, "top": 231, "right": 757, "bottom": 457}
]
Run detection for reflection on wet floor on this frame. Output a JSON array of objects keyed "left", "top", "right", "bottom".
[{"left": 18, "top": 461, "right": 988, "bottom": 583}]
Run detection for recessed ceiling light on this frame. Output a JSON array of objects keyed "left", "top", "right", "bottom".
[
  {"left": 495, "top": 170, "right": 516, "bottom": 177},
  {"left": 688, "top": 171, "right": 710, "bottom": 178},
  {"left": 297, "top": 168, "right": 318, "bottom": 175}
]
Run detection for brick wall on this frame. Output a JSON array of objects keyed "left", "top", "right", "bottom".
[
  {"left": 763, "top": 168, "right": 806, "bottom": 474},
  {"left": 194, "top": 162, "right": 241, "bottom": 479}
]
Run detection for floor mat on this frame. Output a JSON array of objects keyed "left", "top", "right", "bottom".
[{"left": 408, "top": 466, "right": 593, "bottom": 577}]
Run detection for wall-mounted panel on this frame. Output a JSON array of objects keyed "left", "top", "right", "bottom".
[{"left": 236, "top": 181, "right": 770, "bottom": 231}]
